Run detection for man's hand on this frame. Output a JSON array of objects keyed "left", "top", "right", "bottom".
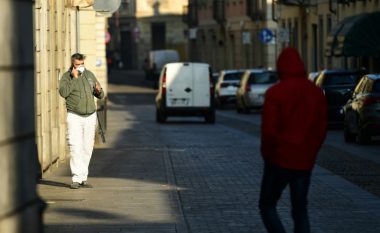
[
  {"left": 94, "top": 82, "right": 102, "bottom": 94},
  {"left": 71, "top": 68, "right": 79, "bottom": 78}
]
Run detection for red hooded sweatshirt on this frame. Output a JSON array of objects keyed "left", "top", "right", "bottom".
[{"left": 261, "top": 48, "right": 328, "bottom": 170}]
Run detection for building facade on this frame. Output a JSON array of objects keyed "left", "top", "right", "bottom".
[
  {"left": 268, "top": 0, "right": 380, "bottom": 72},
  {"left": 0, "top": 1, "right": 43, "bottom": 232},
  {"left": 184, "top": 0, "right": 278, "bottom": 72},
  {"left": 108, "top": 0, "right": 189, "bottom": 70},
  {"left": 1, "top": 0, "right": 111, "bottom": 231},
  {"left": 34, "top": 0, "right": 109, "bottom": 173},
  {"left": 185, "top": 0, "right": 380, "bottom": 73}
]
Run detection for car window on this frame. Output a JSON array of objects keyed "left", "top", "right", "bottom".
[
  {"left": 323, "top": 73, "right": 358, "bottom": 86},
  {"left": 249, "top": 72, "right": 278, "bottom": 84},
  {"left": 223, "top": 72, "right": 244, "bottom": 81},
  {"left": 373, "top": 80, "right": 380, "bottom": 92}
]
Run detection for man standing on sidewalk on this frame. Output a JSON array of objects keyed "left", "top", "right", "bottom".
[
  {"left": 259, "top": 47, "right": 328, "bottom": 233},
  {"left": 59, "top": 53, "right": 104, "bottom": 189}
]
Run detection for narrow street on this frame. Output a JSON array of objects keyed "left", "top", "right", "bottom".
[{"left": 38, "top": 70, "right": 380, "bottom": 233}]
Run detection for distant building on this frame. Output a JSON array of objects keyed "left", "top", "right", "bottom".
[
  {"left": 108, "top": 0, "right": 189, "bottom": 70},
  {"left": 182, "top": 0, "right": 278, "bottom": 71},
  {"left": 183, "top": 0, "right": 380, "bottom": 73}
]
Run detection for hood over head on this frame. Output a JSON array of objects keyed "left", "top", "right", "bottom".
[{"left": 276, "top": 47, "right": 307, "bottom": 80}]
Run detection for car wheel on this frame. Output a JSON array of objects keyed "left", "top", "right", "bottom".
[
  {"left": 205, "top": 110, "right": 215, "bottom": 124},
  {"left": 356, "top": 129, "right": 370, "bottom": 145},
  {"left": 156, "top": 109, "right": 166, "bottom": 123},
  {"left": 236, "top": 101, "right": 243, "bottom": 113},
  {"left": 242, "top": 100, "right": 250, "bottom": 114},
  {"left": 215, "top": 98, "right": 223, "bottom": 109},
  {"left": 343, "top": 125, "right": 355, "bottom": 143},
  {"left": 219, "top": 101, "right": 224, "bottom": 109}
]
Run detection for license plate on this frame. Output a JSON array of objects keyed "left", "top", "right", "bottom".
[{"left": 170, "top": 98, "right": 189, "bottom": 106}]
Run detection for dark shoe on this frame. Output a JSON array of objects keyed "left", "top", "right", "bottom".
[
  {"left": 80, "top": 181, "right": 93, "bottom": 188},
  {"left": 70, "top": 182, "right": 80, "bottom": 189}
]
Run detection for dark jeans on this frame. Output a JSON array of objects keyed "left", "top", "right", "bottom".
[{"left": 259, "top": 161, "right": 311, "bottom": 233}]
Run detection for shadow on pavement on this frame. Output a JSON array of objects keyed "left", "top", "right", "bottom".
[
  {"left": 39, "top": 179, "right": 71, "bottom": 189},
  {"left": 50, "top": 207, "right": 123, "bottom": 220}
]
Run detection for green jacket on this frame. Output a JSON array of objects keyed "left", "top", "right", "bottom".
[{"left": 59, "top": 69, "right": 104, "bottom": 116}]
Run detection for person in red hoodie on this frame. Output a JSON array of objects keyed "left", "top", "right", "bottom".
[{"left": 259, "top": 47, "right": 327, "bottom": 233}]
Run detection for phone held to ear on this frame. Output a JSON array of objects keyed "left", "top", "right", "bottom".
[{"left": 69, "top": 65, "right": 85, "bottom": 77}]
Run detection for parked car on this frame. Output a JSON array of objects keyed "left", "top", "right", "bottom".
[
  {"left": 236, "top": 69, "right": 278, "bottom": 113},
  {"left": 314, "top": 69, "right": 366, "bottom": 123},
  {"left": 343, "top": 74, "right": 380, "bottom": 144},
  {"left": 212, "top": 72, "right": 220, "bottom": 85},
  {"left": 143, "top": 49, "right": 180, "bottom": 87},
  {"left": 214, "top": 69, "right": 245, "bottom": 108},
  {"left": 155, "top": 62, "right": 215, "bottom": 123},
  {"left": 308, "top": 71, "right": 320, "bottom": 83}
]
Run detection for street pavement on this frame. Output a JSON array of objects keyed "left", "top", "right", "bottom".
[{"left": 38, "top": 70, "right": 380, "bottom": 233}]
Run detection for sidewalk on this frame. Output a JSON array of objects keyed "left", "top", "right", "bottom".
[
  {"left": 38, "top": 101, "right": 187, "bottom": 233},
  {"left": 38, "top": 72, "right": 380, "bottom": 233}
]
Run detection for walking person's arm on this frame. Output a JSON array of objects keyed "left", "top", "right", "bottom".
[
  {"left": 93, "top": 80, "right": 104, "bottom": 99},
  {"left": 87, "top": 71, "right": 104, "bottom": 99}
]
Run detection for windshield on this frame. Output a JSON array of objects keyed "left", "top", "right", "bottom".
[
  {"left": 223, "top": 72, "right": 244, "bottom": 81},
  {"left": 323, "top": 73, "right": 359, "bottom": 86},
  {"left": 249, "top": 72, "right": 278, "bottom": 84}
]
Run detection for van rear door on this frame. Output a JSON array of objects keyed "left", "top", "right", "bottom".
[
  {"left": 166, "top": 63, "right": 193, "bottom": 107},
  {"left": 192, "top": 63, "right": 211, "bottom": 107}
]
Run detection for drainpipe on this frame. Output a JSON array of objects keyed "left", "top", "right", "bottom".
[
  {"left": 76, "top": 6, "right": 80, "bottom": 52},
  {"left": 0, "top": 1, "right": 45, "bottom": 232}
]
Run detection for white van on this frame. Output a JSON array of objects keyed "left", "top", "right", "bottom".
[
  {"left": 143, "top": 50, "right": 180, "bottom": 84},
  {"left": 155, "top": 62, "right": 215, "bottom": 123}
]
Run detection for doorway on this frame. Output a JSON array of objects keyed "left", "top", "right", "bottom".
[{"left": 151, "top": 22, "right": 166, "bottom": 50}]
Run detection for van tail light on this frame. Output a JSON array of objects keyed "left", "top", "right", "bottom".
[
  {"left": 161, "top": 69, "right": 167, "bottom": 94},
  {"left": 363, "top": 96, "right": 380, "bottom": 105},
  {"left": 209, "top": 73, "right": 214, "bottom": 95}
]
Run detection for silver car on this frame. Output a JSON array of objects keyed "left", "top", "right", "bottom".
[
  {"left": 214, "top": 70, "right": 245, "bottom": 108},
  {"left": 236, "top": 69, "right": 278, "bottom": 113}
]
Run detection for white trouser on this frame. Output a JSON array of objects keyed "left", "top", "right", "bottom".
[{"left": 66, "top": 112, "right": 97, "bottom": 183}]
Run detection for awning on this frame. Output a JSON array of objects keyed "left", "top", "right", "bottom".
[{"left": 325, "top": 12, "right": 380, "bottom": 57}]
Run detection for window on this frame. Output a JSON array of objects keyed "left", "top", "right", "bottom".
[
  {"left": 318, "top": 15, "right": 324, "bottom": 68},
  {"left": 224, "top": 72, "right": 244, "bottom": 81},
  {"left": 293, "top": 18, "right": 299, "bottom": 49},
  {"left": 326, "top": 15, "right": 332, "bottom": 67},
  {"left": 249, "top": 72, "right": 278, "bottom": 84},
  {"left": 323, "top": 73, "right": 357, "bottom": 87}
]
